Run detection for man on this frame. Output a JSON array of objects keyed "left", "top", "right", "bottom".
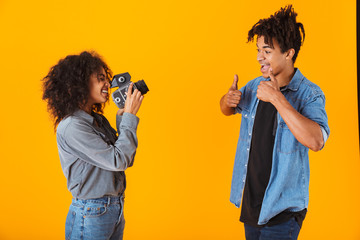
[{"left": 220, "top": 5, "right": 330, "bottom": 240}]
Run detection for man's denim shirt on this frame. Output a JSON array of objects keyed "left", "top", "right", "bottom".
[{"left": 230, "top": 69, "right": 330, "bottom": 225}]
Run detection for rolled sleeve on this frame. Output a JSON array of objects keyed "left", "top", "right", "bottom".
[{"left": 301, "top": 94, "right": 330, "bottom": 148}]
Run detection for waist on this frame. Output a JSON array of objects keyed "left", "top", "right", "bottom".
[{"left": 72, "top": 195, "right": 124, "bottom": 205}]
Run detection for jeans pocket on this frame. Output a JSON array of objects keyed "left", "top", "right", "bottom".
[
  {"left": 65, "top": 208, "right": 76, "bottom": 240},
  {"left": 84, "top": 202, "right": 108, "bottom": 218}
]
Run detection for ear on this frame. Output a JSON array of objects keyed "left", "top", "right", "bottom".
[{"left": 285, "top": 48, "right": 295, "bottom": 60}]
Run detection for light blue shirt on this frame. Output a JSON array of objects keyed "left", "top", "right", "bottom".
[{"left": 230, "top": 69, "right": 330, "bottom": 225}]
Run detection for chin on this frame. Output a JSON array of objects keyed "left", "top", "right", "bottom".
[{"left": 262, "top": 73, "right": 270, "bottom": 79}]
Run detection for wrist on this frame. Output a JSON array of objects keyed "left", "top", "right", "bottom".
[{"left": 271, "top": 91, "right": 285, "bottom": 107}]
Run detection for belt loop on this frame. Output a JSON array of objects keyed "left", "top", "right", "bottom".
[{"left": 107, "top": 196, "right": 111, "bottom": 206}]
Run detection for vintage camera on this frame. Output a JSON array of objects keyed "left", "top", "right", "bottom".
[{"left": 110, "top": 72, "right": 149, "bottom": 108}]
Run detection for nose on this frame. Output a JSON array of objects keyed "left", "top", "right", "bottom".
[
  {"left": 257, "top": 50, "right": 264, "bottom": 61},
  {"left": 105, "top": 80, "right": 111, "bottom": 87}
]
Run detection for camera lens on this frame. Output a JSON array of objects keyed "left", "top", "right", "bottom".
[
  {"left": 119, "top": 76, "right": 126, "bottom": 83},
  {"left": 134, "top": 80, "right": 149, "bottom": 95}
]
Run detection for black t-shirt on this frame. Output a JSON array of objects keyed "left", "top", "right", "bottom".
[{"left": 240, "top": 100, "right": 306, "bottom": 228}]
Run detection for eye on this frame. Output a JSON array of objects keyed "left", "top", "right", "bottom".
[
  {"left": 97, "top": 74, "right": 106, "bottom": 81},
  {"left": 265, "top": 51, "right": 270, "bottom": 54}
]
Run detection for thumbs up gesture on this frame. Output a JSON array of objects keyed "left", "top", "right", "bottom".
[
  {"left": 224, "top": 74, "right": 242, "bottom": 108},
  {"left": 256, "top": 68, "right": 280, "bottom": 103}
]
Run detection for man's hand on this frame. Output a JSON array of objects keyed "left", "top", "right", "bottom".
[
  {"left": 220, "top": 75, "right": 242, "bottom": 116},
  {"left": 124, "top": 83, "right": 144, "bottom": 116},
  {"left": 257, "top": 69, "right": 281, "bottom": 103},
  {"left": 225, "top": 74, "right": 242, "bottom": 105}
]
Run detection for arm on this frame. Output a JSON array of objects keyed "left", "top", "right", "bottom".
[
  {"left": 271, "top": 94, "right": 324, "bottom": 151},
  {"left": 62, "top": 113, "right": 139, "bottom": 171},
  {"left": 60, "top": 83, "right": 144, "bottom": 171},
  {"left": 257, "top": 70, "right": 325, "bottom": 152},
  {"left": 220, "top": 74, "right": 242, "bottom": 116}
]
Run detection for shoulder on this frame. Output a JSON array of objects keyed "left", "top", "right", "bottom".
[
  {"left": 291, "top": 69, "right": 325, "bottom": 98},
  {"left": 298, "top": 77, "right": 325, "bottom": 101},
  {"left": 57, "top": 114, "right": 93, "bottom": 139}
]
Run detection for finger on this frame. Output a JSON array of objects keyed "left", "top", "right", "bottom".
[
  {"left": 136, "top": 90, "right": 142, "bottom": 99},
  {"left": 127, "top": 82, "right": 134, "bottom": 97},
  {"left": 229, "top": 95, "right": 241, "bottom": 101},
  {"left": 269, "top": 68, "right": 277, "bottom": 83},
  {"left": 227, "top": 98, "right": 240, "bottom": 105},
  {"left": 228, "top": 103, "right": 238, "bottom": 108},
  {"left": 134, "top": 96, "right": 144, "bottom": 113},
  {"left": 230, "top": 74, "right": 239, "bottom": 90},
  {"left": 229, "top": 90, "right": 241, "bottom": 97},
  {"left": 131, "top": 89, "right": 139, "bottom": 100},
  {"left": 138, "top": 95, "right": 144, "bottom": 106}
]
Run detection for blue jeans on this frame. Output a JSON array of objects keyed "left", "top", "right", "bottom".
[
  {"left": 65, "top": 195, "right": 125, "bottom": 240},
  {"left": 244, "top": 218, "right": 301, "bottom": 240}
]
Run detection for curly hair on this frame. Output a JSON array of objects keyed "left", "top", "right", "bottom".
[
  {"left": 247, "top": 5, "right": 305, "bottom": 63},
  {"left": 42, "top": 51, "right": 112, "bottom": 129}
]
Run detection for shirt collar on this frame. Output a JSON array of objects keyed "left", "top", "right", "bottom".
[
  {"left": 281, "top": 68, "right": 304, "bottom": 92},
  {"left": 263, "top": 68, "right": 304, "bottom": 92},
  {"left": 73, "top": 110, "right": 95, "bottom": 125}
]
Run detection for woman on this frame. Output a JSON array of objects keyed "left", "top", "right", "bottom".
[{"left": 42, "top": 51, "right": 144, "bottom": 240}]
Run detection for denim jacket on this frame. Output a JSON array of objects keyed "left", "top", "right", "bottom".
[{"left": 230, "top": 69, "right": 330, "bottom": 225}]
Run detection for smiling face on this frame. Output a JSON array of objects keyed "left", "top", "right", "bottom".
[
  {"left": 87, "top": 67, "right": 110, "bottom": 108},
  {"left": 256, "top": 36, "right": 293, "bottom": 79}
]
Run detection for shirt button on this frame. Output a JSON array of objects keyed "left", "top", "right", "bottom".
[
  {"left": 245, "top": 164, "right": 247, "bottom": 167},
  {"left": 247, "top": 148, "right": 249, "bottom": 151},
  {"left": 245, "top": 114, "right": 247, "bottom": 117},
  {"left": 252, "top": 115, "right": 254, "bottom": 119}
]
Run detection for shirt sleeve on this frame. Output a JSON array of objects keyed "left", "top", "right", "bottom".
[
  {"left": 116, "top": 114, "right": 123, "bottom": 134},
  {"left": 300, "top": 93, "right": 330, "bottom": 149},
  {"left": 62, "top": 112, "right": 139, "bottom": 171}
]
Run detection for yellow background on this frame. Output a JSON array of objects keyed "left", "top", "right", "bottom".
[{"left": 0, "top": 0, "right": 359, "bottom": 239}]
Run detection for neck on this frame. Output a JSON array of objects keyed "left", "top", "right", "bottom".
[
  {"left": 276, "top": 66, "right": 295, "bottom": 87},
  {"left": 82, "top": 103, "right": 93, "bottom": 114}
]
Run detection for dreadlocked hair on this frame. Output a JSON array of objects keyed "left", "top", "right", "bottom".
[{"left": 247, "top": 5, "right": 305, "bottom": 63}]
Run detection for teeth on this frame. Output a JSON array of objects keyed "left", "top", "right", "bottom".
[{"left": 102, "top": 90, "right": 108, "bottom": 93}]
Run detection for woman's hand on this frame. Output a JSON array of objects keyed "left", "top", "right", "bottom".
[
  {"left": 124, "top": 83, "right": 144, "bottom": 115},
  {"left": 116, "top": 108, "right": 125, "bottom": 116}
]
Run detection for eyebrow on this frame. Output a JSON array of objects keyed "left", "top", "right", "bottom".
[{"left": 256, "top": 44, "right": 273, "bottom": 49}]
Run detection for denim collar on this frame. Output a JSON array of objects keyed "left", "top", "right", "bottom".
[
  {"left": 73, "top": 110, "right": 95, "bottom": 125},
  {"left": 264, "top": 68, "right": 304, "bottom": 92},
  {"left": 281, "top": 68, "right": 304, "bottom": 92}
]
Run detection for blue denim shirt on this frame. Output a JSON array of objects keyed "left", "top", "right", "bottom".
[{"left": 230, "top": 69, "right": 330, "bottom": 225}]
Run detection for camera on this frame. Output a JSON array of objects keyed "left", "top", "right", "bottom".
[{"left": 110, "top": 72, "right": 149, "bottom": 109}]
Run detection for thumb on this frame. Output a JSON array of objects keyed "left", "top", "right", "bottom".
[{"left": 230, "top": 74, "right": 239, "bottom": 90}]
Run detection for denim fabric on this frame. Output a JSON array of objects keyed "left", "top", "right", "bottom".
[
  {"left": 244, "top": 218, "right": 301, "bottom": 240},
  {"left": 65, "top": 196, "right": 125, "bottom": 240},
  {"left": 56, "top": 110, "right": 139, "bottom": 199},
  {"left": 230, "top": 69, "right": 330, "bottom": 225}
]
